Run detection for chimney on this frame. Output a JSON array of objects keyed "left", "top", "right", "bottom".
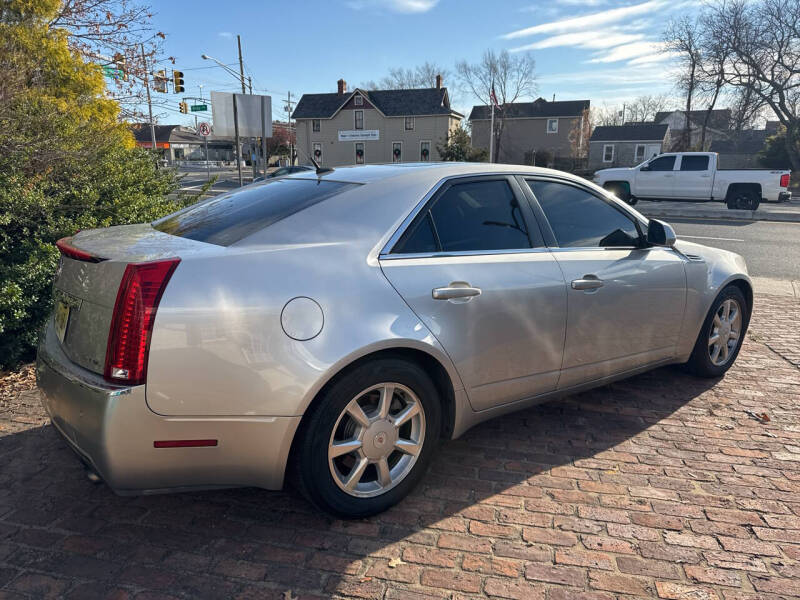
[
  {"left": 337, "top": 79, "right": 347, "bottom": 95},
  {"left": 435, "top": 74, "right": 442, "bottom": 89}
]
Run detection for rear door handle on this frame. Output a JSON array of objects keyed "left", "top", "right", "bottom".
[
  {"left": 432, "top": 282, "right": 482, "bottom": 300},
  {"left": 571, "top": 275, "right": 604, "bottom": 291}
]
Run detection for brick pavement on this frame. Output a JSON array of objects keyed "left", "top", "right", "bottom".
[{"left": 1, "top": 294, "right": 799, "bottom": 599}]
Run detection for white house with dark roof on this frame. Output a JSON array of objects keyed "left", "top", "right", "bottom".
[
  {"left": 292, "top": 78, "right": 463, "bottom": 167},
  {"left": 468, "top": 98, "right": 590, "bottom": 166},
  {"left": 589, "top": 124, "right": 671, "bottom": 170}
]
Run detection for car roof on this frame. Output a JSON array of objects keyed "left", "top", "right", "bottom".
[{"left": 287, "top": 162, "right": 570, "bottom": 185}]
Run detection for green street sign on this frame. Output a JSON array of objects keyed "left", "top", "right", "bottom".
[
  {"left": 190, "top": 104, "right": 208, "bottom": 112},
  {"left": 102, "top": 65, "right": 124, "bottom": 79}
]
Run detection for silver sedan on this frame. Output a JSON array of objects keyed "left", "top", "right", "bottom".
[{"left": 37, "top": 163, "right": 752, "bottom": 517}]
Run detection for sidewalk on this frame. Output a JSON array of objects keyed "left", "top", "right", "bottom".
[{"left": 636, "top": 197, "right": 800, "bottom": 223}]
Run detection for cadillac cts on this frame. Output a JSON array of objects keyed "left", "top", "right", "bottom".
[{"left": 37, "top": 163, "right": 752, "bottom": 518}]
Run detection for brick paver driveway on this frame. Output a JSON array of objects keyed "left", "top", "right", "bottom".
[{"left": 1, "top": 294, "right": 799, "bottom": 600}]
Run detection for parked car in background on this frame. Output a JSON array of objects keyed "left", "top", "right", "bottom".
[
  {"left": 254, "top": 165, "right": 312, "bottom": 182},
  {"left": 38, "top": 163, "right": 752, "bottom": 518},
  {"left": 593, "top": 151, "right": 791, "bottom": 209}
]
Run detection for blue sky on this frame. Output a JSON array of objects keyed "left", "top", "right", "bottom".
[{"left": 149, "top": 0, "right": 698, "bottom": 126}]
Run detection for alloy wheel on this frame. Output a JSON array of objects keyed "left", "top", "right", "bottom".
[
  {"left": 328, "top": 383, "right": 426, "bottom": 498},
  {"left": 708, "top": 298, "right": 742, "bottom": 366}
]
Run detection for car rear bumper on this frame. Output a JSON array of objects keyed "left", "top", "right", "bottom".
[
  {"left": 779, "top": 191, "right": 791, "bottom": 202},
  {"left": 36, "top": 324, "right": 300, "bottom": 493}
]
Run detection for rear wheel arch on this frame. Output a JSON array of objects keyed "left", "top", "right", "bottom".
[{"left": 291, "top": 347, "right": 457, "bottom": 455}]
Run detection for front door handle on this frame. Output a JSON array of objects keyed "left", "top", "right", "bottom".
[
  {"left": 432, "top": 282, "right": 482, "bottom": 300},
  {"left": 571, "top": 275, "right": 604, "bottom": 291}
]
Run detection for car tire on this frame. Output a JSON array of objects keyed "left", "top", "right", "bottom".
[
  {"left": 684, "top": 285, "right": 750, "bottom": 378},
  {"left": 291, "top": 358, "right": 441, "bottom": 518},
  {"left": 726, "top": 188, "right": 760, "bottom": 210}
]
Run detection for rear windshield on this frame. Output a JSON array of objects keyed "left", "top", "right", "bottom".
[{"left": 152, "top": 178, "right": 357, "bottom": 246}]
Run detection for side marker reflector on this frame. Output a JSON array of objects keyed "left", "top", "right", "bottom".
[{"left": 153, "top": 439, "right": 218, "bottom": 448}]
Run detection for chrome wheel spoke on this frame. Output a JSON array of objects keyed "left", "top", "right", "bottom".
[
  {"left": 713, "top": 315, "right": 722, "bottom": 329},
  {"left": 708, "top": 334, "right": 720, "bottom": 347},
  {"left": 710, "top": 343, "right": 721, "bottom": 363},
  {"left": 346, "top": 400, "right": 371, "bottom": 428},
  {"left": 377, "top": 457, "right": 392, "bottom": 487},
  {"left": 729, "top": 329, "right": 740, "bottom": 341},
  {"left": 395, "top": 438, "right": 422, "bottom": 456},
  {"left": 329, "top": 440, "right": 362, "bottom": 459},
  {"left": 377, "top": 384, "right": 394, "bottom": 419},
  {"left": 720, "top": 342, "right": 729, "bottom": 362},
  {"left": 343, "top": 456, "right": 369, "bottom": 491},
  {"left": 392, "top": 401, "right": 420, "bottom": 428}
]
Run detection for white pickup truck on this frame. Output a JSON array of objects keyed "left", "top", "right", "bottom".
[{"left": 593, "top": 151, "right": 791, "bottom": 210}]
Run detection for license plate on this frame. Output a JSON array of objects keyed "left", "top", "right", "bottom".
[{"left": 54, "top": 300, "right": 70, "bottom": 343}]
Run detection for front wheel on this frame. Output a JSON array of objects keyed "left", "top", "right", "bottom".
[
  {"left": 291, "top": 358, "right": 441, "bottom": 518},
  {"left": 684, "top": 286, "right": 750, "bottom": 378}
]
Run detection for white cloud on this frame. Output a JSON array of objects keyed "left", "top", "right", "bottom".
[
  {"left": 502, "top": 0, "right": 667, "bottom": 39},
  {"left": 346, "top": 0, "right": 438, "bottom": 12},
  {"left": 587, "top": 40, "right": 667, "bottom": 63},
  {"left": 217, "top": 31, "right": 233, "bottom": 38},
  {"left": 511, "top": 30, "right": 645, "bottom": 52}
]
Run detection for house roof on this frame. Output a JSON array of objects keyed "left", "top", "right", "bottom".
[
  {"left": 468, "top": 98, "right": 589, "bottom": 121},
  {"left": 655, "top": 109, "right": 731, "bottom": 131},
  {"left": 291, "top": 87, "right": 462, "bottom": 119},
  {"left": 710, "top": 130, "right": 768, "bottom": 154},
  {"left": 590, "top": 124, "right": 669, "bottom": 142}
]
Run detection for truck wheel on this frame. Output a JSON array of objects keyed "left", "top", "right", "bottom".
[{"left": 726, "top": 188, "right": 760, "bottom": 210}]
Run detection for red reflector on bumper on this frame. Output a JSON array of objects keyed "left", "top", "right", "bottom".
[{"left": 153, "top": 439, "right": 218, "bottom": 448}]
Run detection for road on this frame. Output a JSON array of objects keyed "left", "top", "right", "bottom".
[{"left": 670, "top": 217, "right": 800, "bottom": 279}]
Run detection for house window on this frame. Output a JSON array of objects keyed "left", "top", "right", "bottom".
[
  {"left": 354, "top": 95, "right": 363, "bottom": 106},
  {"left": 355, "top": 142, "right": 365, "bottom": 164},
  {"left": 354, "top": 110, "right": 364, "bottom": 130},
  {"left": 635, "top": 144, "right": 646, "bottom": 162},
  {"left": 603, "top": 144, "right": 614, "bottom": 163},
  {"left": 547, "top": 119, "right": 558, "bottom": 134},
  {"left": 405, "top": 117, "right": 415, "bottom": 131},
  {"left": 420, "top": 140, "right": 431, "bottom": 162},
  {"left": 392, "top": 142, "right": 402, "bottom": 163},
  {"left": 313, "top": 142, "right": 323, "bottom": 165},
  {"left": 312, "top": 119, "right": 320, "bottom": 133}
]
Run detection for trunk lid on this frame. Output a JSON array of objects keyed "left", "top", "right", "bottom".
[{"left": 53, "top": 224, "right": 217, "bottom": 375}]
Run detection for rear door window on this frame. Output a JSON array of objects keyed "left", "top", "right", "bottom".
[
  {"left": 679, "top": 155, "right": 710, "bottom": 171},
  {"left": 153, "top": 179, "right": 357, "bottom": 246},
  {"left": 392, "top": 179, "right": 536, "bottom": 254}
]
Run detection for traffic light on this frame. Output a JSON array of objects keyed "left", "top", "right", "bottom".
[
  {"left": 172, "top": 70, "right": 185, "bottom": 94},
  {"left": 154, "top": 69, "right": 168, "bottom": 93},
  {"left": 112, "top": 52, "right": 128, "bottom": 81},
  {"left": 179, "top": 102, "right": 188, "bottom": 114}
]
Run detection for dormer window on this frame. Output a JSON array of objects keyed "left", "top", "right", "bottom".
[{"left": 354, "top": 95, "right": 363, "bottom": 106}]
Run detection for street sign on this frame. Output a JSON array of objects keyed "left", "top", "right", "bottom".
[
  {"left": 197, "top": 122, "right": 211, "bottom": 137},
  {"left": 190, "top": 104, "right": 208, "bottom": 112},
  {"left": 102, "top": 65, "right": 124, "bottom": 80}
]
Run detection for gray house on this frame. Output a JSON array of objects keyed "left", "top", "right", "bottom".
[
  {"left": 469, "top": 98, "right": 590, "bottom": 166},
  {"left": 292, "top": 78, "right": 463, "bottom": 167},
  {"left": 589, "top": 124, "right": 670, "bottom": 170}
]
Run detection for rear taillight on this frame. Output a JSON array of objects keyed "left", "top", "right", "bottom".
[
  {"left": 104, "top": 258, "right": 180, "bottom": 385},
  {"left": 780, "top": 174, "right": 790, "bottom": 188},
  {"left": 56, "top": 237, "right": 105, "bottom": 263}
]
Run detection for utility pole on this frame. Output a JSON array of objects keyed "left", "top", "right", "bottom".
[
  {"left": 285, "top": 91, "right": 295, "bottom": 166},
  {"left": 248, "top": 76, "right": 256, "bottom": 180},
  {"left": 234, "top": 35, "right": 247, "bottom": 186},
  {"left": 140, "top": 44, "right": 157, "bottom": 156},
  {"left": 237, "top": 36, "right": 246, "bottom": 94}
]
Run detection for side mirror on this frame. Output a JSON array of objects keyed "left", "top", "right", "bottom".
[
  {"left": 647, "top": 219, "right": 676, "bottom": 247},
  {"left": 640, "top": 165, "right": 651, "bottom": 171}
]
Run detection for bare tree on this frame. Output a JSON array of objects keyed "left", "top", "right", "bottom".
[
  {"left": 49, "top": 0, "right": 170, "bottom": 122},
  {"left": 363, "top": 61, "right": 451, "bottom": 90},
  {"left": 568, "top": 107, "right": 592, "bottom": 164},
  {"left": 591, "top": 103, "right": 624, "bottom": 127},
  {"left": 456, "top": 49, "right": 537, "bottom": 160},
  {"left": 625, "top": 94, "right": 674, "bottom": 123},
  {"left": 664, "top": 16, "right": 702, "bottom": 151},
  {"left": 704, "top": 0, "right": 800, "bottom": 169}
]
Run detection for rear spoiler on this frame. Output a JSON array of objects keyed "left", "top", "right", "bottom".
[{"left": 56, "top": 237, "right": 107, "bottom": 263}]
